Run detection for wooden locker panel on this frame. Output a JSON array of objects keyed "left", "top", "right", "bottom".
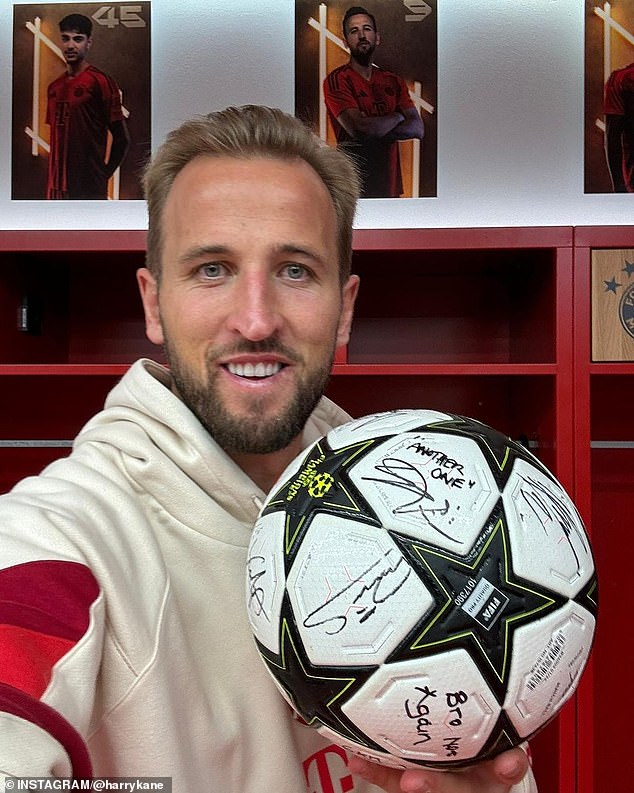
[{"left": 591, "top": 248, "right": 634, "bottom": 361}]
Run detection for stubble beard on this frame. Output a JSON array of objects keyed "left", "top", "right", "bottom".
[
  {"left": 164, "top": 338, "right": 336, "bottom": 455},
  {"left": 350, "top": 42, "right": 375, "bottom": 67}
]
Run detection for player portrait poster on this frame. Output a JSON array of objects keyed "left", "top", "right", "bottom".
[
  {"left": 295, "top": 0, "right": 437, "bottom": 198},
  {"left": 585, "top": 0, "right": 634, "bottom": 193},
  {"left": 11, "top": 2, "right": 151, "bottom": 200}
]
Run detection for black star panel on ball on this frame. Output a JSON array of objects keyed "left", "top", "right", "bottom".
[{"left": 389, "top": 516, "right": 565, "bottom": 702}]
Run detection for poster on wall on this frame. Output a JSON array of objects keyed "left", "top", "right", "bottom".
[
  {"left": 585, "top": 0, "right": 634, "bottom": 193},
  {"left": 11, "top": 2, "right": 151, "bottom": 201},
  {"left": 294, "top": 1, "right": 437, "bottom": 199}
]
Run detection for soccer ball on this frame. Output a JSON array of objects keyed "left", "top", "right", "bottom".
[{"left": 245, "top": 410, "right": 597, "bottom": 769}]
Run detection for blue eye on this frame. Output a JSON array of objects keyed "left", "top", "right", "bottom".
[
  {"left": 286, "top": 264, "right": 307, "bottom": 280},
  {"left": 201, "top": 263, "right": 225, "bottom": 278}
]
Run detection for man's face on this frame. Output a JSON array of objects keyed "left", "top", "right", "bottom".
[
  {"left": 138, "top": 155, "right": 358, "bottom": 456},
  {"left": 344, "top": 13, "right": 379, "bottom": 66},
  {"left": 60, "top": 29, "right": 92, "bottom": 66}
]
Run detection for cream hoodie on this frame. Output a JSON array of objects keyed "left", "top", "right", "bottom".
[{"left": 0, "top": 359, "right": 536, "bottom": 793}]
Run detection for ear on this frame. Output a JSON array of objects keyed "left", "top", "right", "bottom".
[
  {"left": 376, "top": 31, "right": 381, "bottom": 46},
  {"left": 336, "top": 274, "right": 360, "bottom": 349},
  {"left": 137, "top": 267, "right": 165, "bottom": 346}
]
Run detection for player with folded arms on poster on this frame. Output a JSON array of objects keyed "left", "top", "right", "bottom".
[
  {"left": 46, "top": 13, "right": 130, "bottom": 200},
  {"left": 604, "top": 60, "right": 634, "bottom": 193},
  {"left": 323, "top": 6, "right": 424, "bottom": 198}
]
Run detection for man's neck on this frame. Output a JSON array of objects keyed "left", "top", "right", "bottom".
[
  {"left": 228, "top": 436, "right": 305, "bottom": 495},
  {"left": 348, "top": 57, "right": 373, "bottom": 81},
  {"left": 67, "top": 60, "right": 90, "bottom": 78}
]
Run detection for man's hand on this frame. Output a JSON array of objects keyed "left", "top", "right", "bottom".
[{"left": 348, "top": 747, "right": 532, "bottom": 793}]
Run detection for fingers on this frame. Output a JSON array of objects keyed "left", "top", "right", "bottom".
[
  {"left": 347, "top": 755, "right": 405, "bottom": 793},
  {"left": 348, "top": 747, "right": 530, "bottom": 793},
  {"left": 490, "top": 747, "right": 530, "bottom": 786}
]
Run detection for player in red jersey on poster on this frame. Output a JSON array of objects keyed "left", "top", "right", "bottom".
[
  {"left": 604, "top": 61, "right": 634, "bottom": 193},
  {"left": 323, "top": 6, "right": 424, "bottom": 198},
  {"left": 46, "top": 13, "right": 130, "bottom": 200}
]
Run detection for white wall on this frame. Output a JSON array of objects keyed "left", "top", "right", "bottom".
[{"left": 1, "top": 0, "right": 632, "bottom": 231}]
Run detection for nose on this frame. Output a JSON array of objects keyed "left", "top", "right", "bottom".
[{"left": 226, "top": 272, "right": 281, "bottom": 342}]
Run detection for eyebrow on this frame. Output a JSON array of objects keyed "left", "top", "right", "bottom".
[
  {"left": 178, "top": 243, "right": 327, "bottom": 266},
  {"left": 276, "top": 243, "right": 326, "bottom": 264},
  {"left": 178, "top": 244, "right": 230, "bottom": 265}
]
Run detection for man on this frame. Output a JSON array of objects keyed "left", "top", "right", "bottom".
[
  {"left": 46, "top": 13, "right": 129, "bottom": 199},
  {"left": 0, "top": 105, "right": 534, "bottom": 793},
  {"left": 323, "top": 6, "right": 424, "bottom": 198},
  {"left": 604, "top": 60, "right": 634, "bottom": 193}
]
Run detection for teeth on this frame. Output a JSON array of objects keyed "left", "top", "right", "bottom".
[{"left": 227, "top": 362, "right": 282, "bottom": 378}]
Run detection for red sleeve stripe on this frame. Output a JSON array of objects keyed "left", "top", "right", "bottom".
[
  {"left": 0, "top": 624, "right": 75, "bottom": 699},
  {"left": 0, "top": 560, "right": 100, "bottom": 639},
  {"left": 325, "top": 66, "right": 345, "bottom": 94},
  {"left": 0, "top": 681, "right": 93, "bottom": 778},
  {"left": 0, "top": 560, "right": 100, "bottom": 698}
]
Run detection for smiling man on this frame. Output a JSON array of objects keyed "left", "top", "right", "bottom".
[
  {"left": 0, "top": 105, "right": 535, "bottom": 793},
  {"left": 45, "top": 13, "right": 129, "bottom": 199},
  {"left": 137, "top": 152, "right": 357, "bottom": 492}
]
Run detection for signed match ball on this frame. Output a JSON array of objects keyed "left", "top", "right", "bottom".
[{"left": 245, "top": 410, "right": 597, "bottom": 769}]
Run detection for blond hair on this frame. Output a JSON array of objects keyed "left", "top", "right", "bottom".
[{"left": 143, "top": 105, "right": 360, "bottom": 284}]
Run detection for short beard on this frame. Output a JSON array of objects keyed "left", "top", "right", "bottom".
[
  {"left": 350, "top": 45, "right": 374, "bottom": 67},
  {"left": 165, "top": 338, "right": 335, "bottom": 455}
]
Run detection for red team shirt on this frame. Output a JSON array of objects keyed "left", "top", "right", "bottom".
[
  {"left": 324, "top": 63, "right": 415, "bottom": 198},
  {"left": 604, "top": 62, "right": 634, "bottom": 192},
  {"left": 46, "top": 65, "right": 124, "bottom": 200}
]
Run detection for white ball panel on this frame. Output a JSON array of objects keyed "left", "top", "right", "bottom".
[
  {"left": 348, "top": 432, "right": 500, "bottom": 552},
  {"left": 503, "top": 459, "right": 593, "bottom": 596},
  {"left": 245, "top": 511, "right": 286, "bottom": 654},
  {"left": 504, "top": 601, "right": 596, "bottom": 737},
  {"left": 326, "top": 410, "right": 453, "bottom": 449},
  {"left": 342, "top": 650, "right": 500, "bottom": 764},
  {"left": 316, "top": 724, "right": 413, "bottom": 770},
  {"left": 287, "top": 514, "right": 433, "bottom": 666}
]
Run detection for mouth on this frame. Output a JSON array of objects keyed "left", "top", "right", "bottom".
[{"left": 224, "top": 361, "right": 285, "bottom": 380}]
